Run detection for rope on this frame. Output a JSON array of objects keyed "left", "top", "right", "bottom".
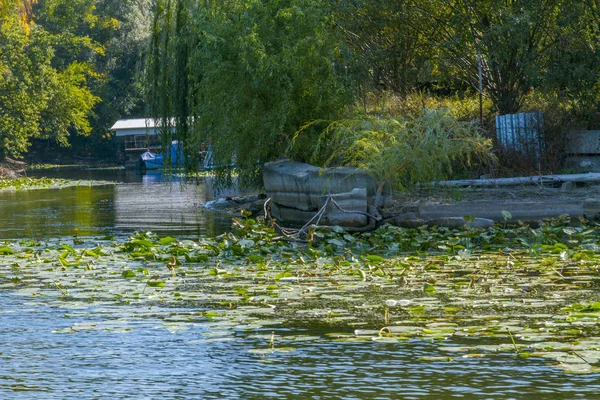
[
  {"left": 329, "top": 196, "right": 382, "bottom": 221},
  {"left": 265, "top": 193, "right": 380, "bottom": 239}
]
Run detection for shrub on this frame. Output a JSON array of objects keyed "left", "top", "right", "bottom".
[{"left": 293, "top": 109, "right": 495, "bottom": 191}]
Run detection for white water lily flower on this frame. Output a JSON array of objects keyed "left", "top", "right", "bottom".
[
  {"left": 238, "top": 239, "right": 255, "bottom": 248},
  {"left": 385, "top": 299, "right": 411, "bottom": 307}
]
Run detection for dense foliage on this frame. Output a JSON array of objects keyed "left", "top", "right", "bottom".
[
  {"left": 0, "top": 0, "right": 99, "bottom": 157},
  {"left": 0, "top": 0, "right": 153, "bottom": 159},
  {"left": 148, "top": 0, "right": 347, "bottom": 181},
  {"left": 336, "top": 0, "right": 600, "bottom": 119},
  {"left": 295, "top": 110, "right": 494, "bottom": 190},
  {"left": 1, "top": 1, "right": 599, "bottom": 175},
  {"left": 148, "top": 0, "right": 600, "bottom": 183}
]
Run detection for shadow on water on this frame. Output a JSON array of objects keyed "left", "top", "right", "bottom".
[{"left": 0, "top": 168, "right": 236, "bottom": 239}]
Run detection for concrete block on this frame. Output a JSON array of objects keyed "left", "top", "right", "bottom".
[
  {"left": 565, "top": 130, "right": 600, "bottom": 155},
  {"left": 560, "top": 182, "right": 575, "bottom": 193},
  {"left": 270, "top": 199, "right": 368, "bottom": 228},
  {"left": 263, "top": 159, "right": 385, "bottom": 228},
  {"left": 563, "top": 156, "right": 600, "bottom": 173},
  {"left": 263, "top": 159, "right": 381, "bottom": 198},
  {"left": 425, "top": 217, "right": 495, "bottom": 229}
]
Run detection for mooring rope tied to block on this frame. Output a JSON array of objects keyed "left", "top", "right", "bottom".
[{"left": 265, "top": 194, "right": 381, "bottom": 239}]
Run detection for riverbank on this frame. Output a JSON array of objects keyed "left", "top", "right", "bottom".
[
  {"left": 10, "top": 161, "right": 600, "bottom": 226},
  {"left": 206, "top": 181, "right": 600, "bottom": 230},
  {"left": 0, "top": 159, "right": 120, "bottom": 191},
  {"left": 382, "top": 183, "right": 600, "bottom": 227}
]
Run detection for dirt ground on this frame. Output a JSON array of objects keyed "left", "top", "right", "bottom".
[
  {"left": 389, "top": 183, "right": 600, "bottom": 207},
  {"left": 381, "top": 182, "right": 600, "bottom": 225},
  {"left": 0, "top": 160, "right": 26, "bottom": 178}
]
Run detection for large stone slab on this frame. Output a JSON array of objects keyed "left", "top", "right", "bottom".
[
  {"left": 269, "top": 188, "right": 369, "bottom": 228},
  {"left": 563, "top": 156, "right": 600, "bottom": 173},
  {"left": 324, "top": 188, "right": 368, "bottom": 227},
  {"left": 563, "top": 130, "right": 600, "bottom": 173},
  {"left": 263, "top": 159, "right": 379, "bottom": 198},
  {"left": 263, "top": 159, "right": 383, "bottom": 229},
  {"left": 565, "top": 130, "right": 600, "bottom": 155}
]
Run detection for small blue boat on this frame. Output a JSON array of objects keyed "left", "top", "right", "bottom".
[{"left": 139, "top": 141, "right": 184, "bottom": 170}]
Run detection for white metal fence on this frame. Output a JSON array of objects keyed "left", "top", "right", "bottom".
[{"left": 495, "top": 112, "right": 544, "bottom": 158}]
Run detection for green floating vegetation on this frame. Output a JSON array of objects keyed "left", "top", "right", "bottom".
[
  {"left": 3, "top": 215, "right": 600, "bottom": 371},
  {"left": 0, "top": 177, "right": 115, "bottom": 191},
  {"left": 173, "top": 171, "right": 215, "bottom": 178},
  {"left": 25, "top": 164, "right": 82, "bottom": 171},
  {"left": 26, "top": 164, "right": 126, "bottom": 172}
]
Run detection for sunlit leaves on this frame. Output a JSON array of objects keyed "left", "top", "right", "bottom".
[
  {"left": 294, "top": 110, "right": 494, "bottom": 190},
  {"left": 0, "top": 0, "right": 101, "bottom": 157},
  {"left": 0, "top": 246, "right": 14, "bottom": 255},
  {"left": 121, "top": 269, "right": 136, "bottom": 278}
]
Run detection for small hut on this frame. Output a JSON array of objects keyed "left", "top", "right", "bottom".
[{"left": 110, "top": 118, "right": 172, "bottom": 165}]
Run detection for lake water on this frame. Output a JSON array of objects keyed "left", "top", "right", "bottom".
[
  {"left": 2, "top": 291, "right": 599, "bottom": 399},
  {"left": 1, "top": 169, "right": 599, "bottom": 398},
  {"left": 0, "top": 169, "right": 234, "bottom": 239}
]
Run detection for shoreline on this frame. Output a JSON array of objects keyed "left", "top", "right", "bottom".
[{"left": 205, "top": 183, "right": 600, "bottom": 230}]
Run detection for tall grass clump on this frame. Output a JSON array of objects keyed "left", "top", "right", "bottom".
[
  {"left": 293, "top": 109, "right": 495, "bottom": 191},
  {"left": 360, "top": 90, "right": 495, "bottom": 123}
]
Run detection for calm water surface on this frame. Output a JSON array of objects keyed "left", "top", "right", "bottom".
[
  {"left": 0, "top": 169, "right": 599, "bottom": 398},
  {"left": 0, "top": 169, "right": 233, "bottom": 239},
  {"left": 1, "top": 293, "right": 599, "bottom": 399}
]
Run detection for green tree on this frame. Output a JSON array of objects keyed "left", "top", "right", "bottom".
[
  {"left": 69, "top": 0, "right": 154, "bottom": 157},
  {"left": 413, "top": 0, "right": 594, "bottom": 115},
  {"left": 538, "top": 0, "right": 600, "bottom": 128},
  {"left": 332, "top": 0, "right": 437, "bottom": 97},
  {"left": 148, "top": 0, "right": 348, "bottom": 182},
  {"left": 30, "top": 0, "right": 153, "bottom": 158},
  {"left": 0, "top": 0, "right": 100, "bottom": 158}
]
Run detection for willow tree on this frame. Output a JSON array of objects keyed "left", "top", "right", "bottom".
[{"left": 147, "top": 0, "right": 347, "bottom": 184}]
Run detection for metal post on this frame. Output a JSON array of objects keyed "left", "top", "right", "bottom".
[{"left": 477, "top": 47, "right": 483, "bottom": 125}]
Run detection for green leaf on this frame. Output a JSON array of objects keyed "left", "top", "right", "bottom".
[
  {"left": 61, "top": 244, "right": 76, "bottom": 254},
  {"left": 58, "top": 258, "right": 71, "bottom": 267},
  {"left": 247, "top": 254, "right": 265, "bottom": 263},
  {"left": 185, "top": 253, "right": 209, "bottom": 262},
  {"left": 82, "top": 249, "right": 99, "bottom": 257},
  {"left": 366, "top": 255, "right": 384, "bottom": 264},
  {"left": 423, "top": 283, "right": 437, "bottom": 295},
  {"left": 121, "top": 270, "right": 136, "bottom": 278},
  {"left": 0, "top": 246, "right": 14, "bottom": 255},
  {"left": 160, "top": 237, "right": 178, "bottom": 245}
]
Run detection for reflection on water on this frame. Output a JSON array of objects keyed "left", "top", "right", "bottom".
[
  {"left": 1, "top": 293, "right": 599, "bottom": 399},
  {"left": 0, "top": 169, "right": 233, "bottom": 239}
]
